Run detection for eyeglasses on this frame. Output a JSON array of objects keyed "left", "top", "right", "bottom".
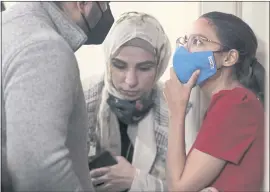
[{"left": 176, "top": 35, "right": 230, "bottom": 51}]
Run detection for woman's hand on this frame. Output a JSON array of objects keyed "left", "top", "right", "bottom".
[
  {"left": 90, "top": 156, "right": 136, "bottom": 192},
  {"left": 164, "top": 67, "right": 200, "bottom": 117}
]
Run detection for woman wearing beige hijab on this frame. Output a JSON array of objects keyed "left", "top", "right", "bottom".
[{"left": 83, "top": 11, "right": 173, "bottom": 192}]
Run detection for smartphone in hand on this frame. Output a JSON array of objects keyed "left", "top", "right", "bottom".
[{"left": 88, "top": 150, "right": 118, "bottom": 171}]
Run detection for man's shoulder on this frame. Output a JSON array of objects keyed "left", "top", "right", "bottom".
[
  {"left": 2, "top": 22, "right": 78, "bottom": 91},
  {"left": 2, "top": 31, "right": 74, "bottom": 74},
  {"left": 2, "top": 25, "right": 74, "bottom": 76},
  {"left": 2, "top": 3, "right": 71, "bottom": 62},
  {"left": 3, "top": 27, "right": 69, "bottom": 55}
]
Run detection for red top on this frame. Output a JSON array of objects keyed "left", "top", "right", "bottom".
[{"left": 189, "top": 87, "right": 265, "bottom": 191}]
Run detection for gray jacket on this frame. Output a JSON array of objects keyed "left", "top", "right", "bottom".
[{"left": 2, "top": 2, "right": 94, "bottom": 191}]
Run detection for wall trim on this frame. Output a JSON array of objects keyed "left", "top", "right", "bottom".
[
  {"left": 199, "top": 1, "right": 242, "bottom": 16},
  {"left": 235, "top": 2, "right": 242, "bottom": 18}
]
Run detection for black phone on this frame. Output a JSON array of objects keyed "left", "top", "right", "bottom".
[{"left": 88, "top": 150, "right": 118, "bottom": 171}]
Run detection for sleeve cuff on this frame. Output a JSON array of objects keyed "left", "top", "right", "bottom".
[{"left": 129, "top": 168, "right": 164, "bottom": 192}]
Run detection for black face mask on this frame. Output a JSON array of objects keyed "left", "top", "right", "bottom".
[
  {"left": 81, "top": 3, "right": 114, "bottom": 45},
  {"left": 107, "top": 94, "right": 154, "bottom": 125}
]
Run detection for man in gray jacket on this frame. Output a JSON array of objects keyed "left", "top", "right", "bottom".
[{"left": 1, "top": 2, "right": 114, "bottom": 191}]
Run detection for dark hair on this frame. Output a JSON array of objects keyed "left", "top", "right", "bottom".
[{"left": 201, "top": 11, "right": 265, "bottom": 104}]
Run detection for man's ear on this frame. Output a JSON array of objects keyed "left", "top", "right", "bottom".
[{"left": 223, "top": 49, "right": 239, "bottom": 67}]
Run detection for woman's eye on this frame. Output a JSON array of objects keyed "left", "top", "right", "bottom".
[
  {"left": 139, "top": 67, "right": 151, "bottom": 71},
  {"left": 191, "top": 37, "right": 203, "bottom": 46},
  {"left": 138, "top": 64, "right": 155, "bottom": 71},
  {"left": 112, "top": 62, "right": 126, "bottom": 69}
]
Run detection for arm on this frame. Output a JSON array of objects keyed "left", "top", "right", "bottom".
[
  {"left": 128, "top": 106, "right": 195, "bottom": 192},
  {"left": 128, "top": 87, "right": 193, "bottom": 192},
  {"left": 4, "top": 40, "right": 87, "bottom": 191},
  {"left": 167, "top": 97, "right": 256, "bottom": 191}
]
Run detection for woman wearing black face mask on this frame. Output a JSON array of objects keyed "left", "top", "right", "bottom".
[{"left": 165, "top": 11, "right": 265, "bottom": 192}]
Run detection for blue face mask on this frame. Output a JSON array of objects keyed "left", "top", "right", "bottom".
[{"left": 173, "top": 46, "right": 219, "bottom": 85}]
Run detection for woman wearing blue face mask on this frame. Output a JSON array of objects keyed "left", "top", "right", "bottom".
[{"left": 164, "top": 11, "right": 265, "bottom": 192}]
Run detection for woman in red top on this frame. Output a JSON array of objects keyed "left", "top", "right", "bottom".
[{"left": 164, "top": 11, "right": 265, "bottom": 192}]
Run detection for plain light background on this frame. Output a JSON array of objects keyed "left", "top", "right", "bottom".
[
  {"left": 2, "top": 1, "right": 199, "bottom": 81},
  {"left": 75, "top": 2, "right": 199, "bottom": 81},
  {"left": 3, "top": 2, "right": 268, "bottom": 82}
]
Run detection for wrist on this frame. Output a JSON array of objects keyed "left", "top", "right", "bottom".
[
  {"left": 169, "top": 117, "right": 185, "bottom": 130},
  {"left": 129, "top": 168, "right": 140, "bottom": 191},
  {"left": 169, "top": 107, "right": 186, "bottom": 122},
  {"left": 170, "top": 101, "right": 188, "bottom": 113},
  {"left": 131, "top": 166, "right": 136, "bottom": 181},
  {"left": 128, "top": 167, "right": 136, "bottom": 186}
]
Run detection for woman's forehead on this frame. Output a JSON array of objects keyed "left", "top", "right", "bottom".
[
  {"left": 122, "top": 38, "right": 156, "bottom": 55},
  {"left": 114, "top": 46, "right": 156, "bottom": 64},
  {"left": 189, "top": 18, "right": 219, "bottom": 42}
]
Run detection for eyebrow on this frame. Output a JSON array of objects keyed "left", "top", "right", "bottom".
[
  {"left": 189, "top": 33, "right": 210, "bottom": 40},
  {"left": 111, "top": 58, "right": 126, "bottom": 64},
  {"left": 137, "top": 61, "right": 156, "bottom": 66},
  {"left": 111, "top": 58, "right": 156, "bottom": 66}
]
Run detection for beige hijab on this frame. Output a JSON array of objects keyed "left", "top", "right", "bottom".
[
  {"left": 97, "top": 12, "right": 171, "bottom": 153},
  {"left": 103, "top": 11, "right": 171, "bottom": 99}
]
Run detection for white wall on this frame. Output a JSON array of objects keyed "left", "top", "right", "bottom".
[
  {"left": 2, "top": 1, "right": 15, "bottom": 8},
  {"left": 241, "top": 3, "right": 269, "bottom": 191},
  {"left": 76, "top": 2, "right": 200, "bottom": 81},
  {"left": 2, "top": 2, "right": 268, "bottom": 80},
  {"left": 2, "top": 1, "right": 199, "bottom": 81},
  {"left": 241, "top": 2, "right": 269, "bottom": 68}
]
